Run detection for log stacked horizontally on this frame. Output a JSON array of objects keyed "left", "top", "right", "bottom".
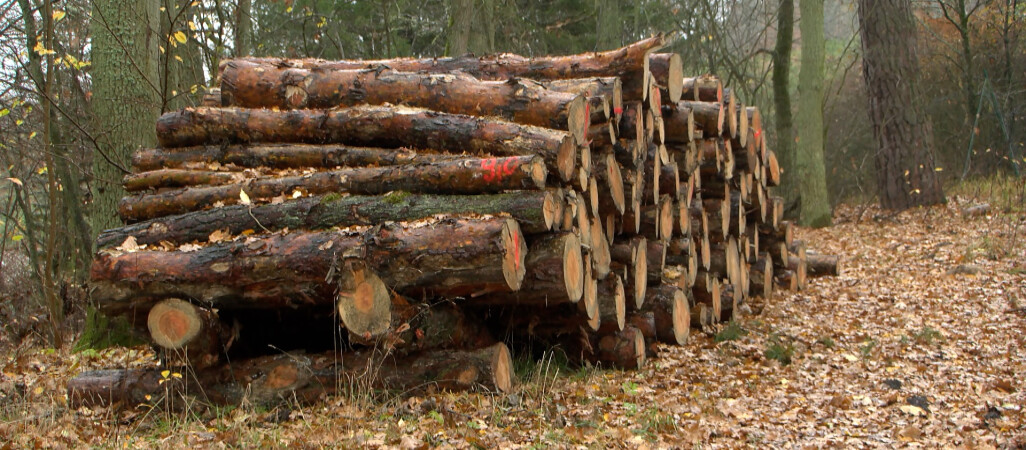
[{"left": 70, "top": 34, "right": 840, "bottom": 408}]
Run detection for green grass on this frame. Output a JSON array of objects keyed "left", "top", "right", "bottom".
[
  {"left": 715, "top": 321, "right": 746, "bottom": 342},
  {"left": 913, "top": 326, "right": 943, "bottom": 345}
]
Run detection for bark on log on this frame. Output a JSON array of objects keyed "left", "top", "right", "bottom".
[
  {"left": 749, "top": 254, "right": 774, "bottom": 300},
  {"left": 155, "top": 106, "right": 577, "bottom": 181},
  {"left": 67, "top": 343, "right": 514, "bottom": 407},
  {"left": 132, "top": 144, "right": 468, "bottom": 172},
  {"left": 594, "top": 326, "right": 646, "bottom": 369},
  {"left": 100, "top": 190, "right": 559, "bottom": 249},
  {"left": 667, "top": 101, "right": 723, "bottom": 136},
  {"left": 542, "top": 77, "right": 623, "bottom": 122},
  {"left": 224, "top": 34, "right": 671, "bottom": 84},
  {"left": 593, "top": 149, "right": 626, "bottom": 216},
  {"left": 219, "top": 66, "right": 590, "bottom": 145},
  {"left": 692, "top": 273, "right": 722, "bottom": 320},
  {"left": 596, "top": 274, "right": 626, "bottom": 333},
  {"left": 118, "top": 155, "right": 547, "bottom": 222},
  {"left": 640, "top": 284, "right": 689, "bottom": 345},
  {"left": 805, "top": 253, "right": 841, "bottom": 276},
  {"left": 469, "top": 233, "right": 585, "bottom": 307},
  {"left": 91, "top": 217, "right": 527, "bottom": 314},
  {"left": 682, "top": 75, "right": 723, "bottom": 102},
  {"left": 627, "top": 312, "right": 662, "bottom": 357}
]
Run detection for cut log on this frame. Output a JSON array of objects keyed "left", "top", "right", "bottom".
[
  {"left": 682, "top": 75, "right": 723, "bottom": 102},
  {"left": 596, "top": 274, "right": 626, "bottom": 333},
  {"left": 649, "top": 53, "right": 684, "bottom": 103},
  {"left": 692, "top": 273, "right": 722, "bottom": 321},
  {"left": 805, "top": 253, "right": 841, "bottom": 277},
  {"left": 124, "top": 169, "right": 242, "bottom": 192},
  {"left": 219, "top": 66, "right": 589, "bottom": 145},
  {"left": 100, "top": 190, "right": 560, "bottom": 249},
  {"left": 589, "top": 214, "right": 612, "bottom": 279},
  {"left": 594, "top": 326, "right": 646, "bottom": 369},
  {"left": 623, "top": 194, "right": 674, "bottom": 241},
  {"left": 593, "top": 149, "right": 626, "bottom": 216},
  {"left": 225, "top": 34, "right": 671, "bottom": 84},
  {"left": 91, "top": 217, "right": 527, "bottom": 314},
  {"left": 470, "top": 233, "right": 585, "bottom": 307},
  {"left": 669, "top": 101, "right": 723, "bottom": 137},
  {"left": 133, "top": 144, "right": 470, "bottom": 172},
  {"left": 627, "top": 312, "right": 662, "bottom": 357},
  {"left": 155, "top": 106, "right": 577, "bottom": 181},
  {"left": 749, "top": 254, "right": 774, "bottom": 300},
  {"left": 542, "top": 77, "right": 623, "bottom": 121},
  {"left": 640, "top": 284, "right": 689, "bottom": 345},
  {"left": 662, "top": 103, "right": 695, "bottom": 144},
  {"left": 68, "top": 343, "right": 514, "bottom": 408},
  {"left": 723, "top": 88, "right": 738, "bottom": 138},
  {"left": 118, "top": 155, "right": 547, "bottom": 222},
  {"left": 146, "top": 298, "right": 232, "bottom": 370}
]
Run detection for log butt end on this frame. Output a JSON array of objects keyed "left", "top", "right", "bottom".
[
  {"left": 147, "top": 298, "right": 202, "bottom": 349},
  {"left": 670, "top": 289, "right": 690, "bottom": 345},
  {"left": 490, "top": 343, "right": 514, "bottom": 393},
  {"left": 502, "top": 219, "right": 528, "bottom": 291},
  {"left": 337, "top": 262, "right": 393, "bottom": 340},
  {"left": 667, "top": 54, "right": 684, "bottom": 103},
  {"left": 568, "top": 95, "right": 590, "bottom": 146}
]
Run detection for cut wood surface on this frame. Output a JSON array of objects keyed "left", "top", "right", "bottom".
[
  {"left": 155, "top": 106, "right": 577, "bottom": 181},
  {"left": 219, "top": 66, "right": 589, "bottom": 145}
]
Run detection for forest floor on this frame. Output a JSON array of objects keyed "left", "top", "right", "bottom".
[{"left": 1, "top": 178, "right": 1025, "bottom": 448}]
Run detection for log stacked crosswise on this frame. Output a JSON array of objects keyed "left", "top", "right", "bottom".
[{"left": 69, "top": 34, "right": 840, "bottom": 408}]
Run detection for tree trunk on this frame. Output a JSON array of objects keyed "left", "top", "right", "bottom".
[
  {"left": 858, "top": 0, "right": 945, "bottom": 209},
  {"left": 796, "top": 0, "right": 832, "bottom": 227},
  {"left": 118, "top": 155, "right": 547, "bottom": 221},
  {"left": 100, "top": 191, "right": 559, "bottom": 248},
  {"left": 91, "top": 217, "right": 526, "bottom": 314},
  {"left": 773, "top": 0, "right": 798, "bottom": 209},
  {"left": 155, "top": 106, "right": 577, "bottom": 181},
  {"left": 218, "top": 66, "right": 589, "bottom": 145},
  {"left": 90, "top": 0, "right": 160, "bottom": 234}
]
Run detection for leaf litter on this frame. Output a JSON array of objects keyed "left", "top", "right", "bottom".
[{"left": 1, "top": 195, "right": 1024, "bottom": 447}]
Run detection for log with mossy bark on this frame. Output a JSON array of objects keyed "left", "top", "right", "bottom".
[
  {"left": 155, "top": 106, "right": 578, "bottom": 181},
  {"left": 219, "top": 66, "right": 590, "bottom": 145},
  {"left": 67, "top": 342, "right": 514, "bottom": 408},
  {"left": 100, "top": 190, "right": 560, "bottom": 249},
  {"left": 224, "top": 34, "right": 672, "bottom": 89},
  {"left": 91, "top": 217, "right": 526, "bottom": 315},
  {"left": 118, "top": 155, "right": 547, "bottom": 222},
  {"left": 132, "top": 144, "right": 471, "bottom": 172}
]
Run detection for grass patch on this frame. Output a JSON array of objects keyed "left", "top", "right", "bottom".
[
  {"left": 913, "top": 326, "right": 943, "bottom": 345},
  {"left": 764, "top": 335, "right": 795, "bottom": 365},
  {"left": 816, "top": 336, "right": 835, "bottom": 349},
  {"left": 859, "top": 339, "right": 877, "bottom": 358},
  {"left": 382, "top": 191, "right": 411, "bottom": 205},
  {"left": 715, "top": 321, "right": 746, "bottom": 342}
]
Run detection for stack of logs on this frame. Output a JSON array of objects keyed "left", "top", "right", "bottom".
[{"left": 69, "top": 34, "right": 839, "bottom": 408}]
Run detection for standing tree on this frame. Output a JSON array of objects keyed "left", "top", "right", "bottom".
[
  {"left": 90, "top": 0, "right": 161, "bottom": 233},
  {"left": 858, "top": 0, "right": 945, "bottom": 209},
  {"left": 795, "top": 0, "right": 832, "bottom": 227},
  {"left": 773, "top": 0, "right": 797, "bottom": 211}
]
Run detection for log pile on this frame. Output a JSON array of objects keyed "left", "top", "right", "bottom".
[{"left": 70, "top": 34, "right": 840, "bottom": 408}]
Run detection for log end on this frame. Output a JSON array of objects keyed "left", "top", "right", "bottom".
[
  {"left": 564, "top": 234, "right": 585, "bottom": 303},
  {"left": 147, "top": 298, "right": 202, "bottom": 349},
  {"left": 502, "top": 219, "right": 528, "bottom": 291},
  {"left": 633, "top": 242, "right": 648, "bottom": 310},
  {"left": 337, "top": 261, "right": 393, "bottom": 339},
  {"left": 528, "top": 156, "right": 549, "bottom": 189},
  {"left": 490, "top": 343, "right": 514, "bottom": 393},
  {"left": 671, "top": 288, "right": 690, "bottom": 345},
  {"left": 667, "top": 54, "right": 684, "bottom": 103},
  {"left": 556, "top": 137, "right": 577, "bottom": 182},
  {"left": 568, "top": 95, "right": 590, "bottom": 146}
]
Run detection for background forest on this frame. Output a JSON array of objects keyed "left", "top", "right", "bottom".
[{"left": 0, "top": 0, "right": 1023, "bottom": 352}]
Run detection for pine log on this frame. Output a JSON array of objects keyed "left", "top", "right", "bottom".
[
  {"left": 155, "top": 106, "right": 577, "bottom": 181},
  {"left": 681, "top": 75, "right": 723, "bottom": 102},
  {"left": 596, "top": 274, "right": 626, "bottom": 333},
  {"left": 668, "top": 101, "right": 723, "bottom": 136},
  {"left": 589, "top": 214, "right": 612, "bottom": 279},
  {"left": 219, "top": 66, "right": 589, "bottom": 145},
  {"left": 765, "top": 149, "right": 781, "bottom": 187},
  {"left": 805, "top": 253, "right": 841, "bottom": 276},
  {"left": 91, "top": 217, "right": 527, "bottom": 314},
  {"left": 542, "top": 77, "right": 623, "bottom": 121},
  {"left": 627, "top": 312, "right": 662, "bottom": 357},
  {"left": 692, "top": 273, "right": 722, "bottom": 321},
  {"left": 719, "top": 283, "right": 737, "bottom": 322},
  {"left": 610, "top": 236, "right": 647, "bottom": 309},
  {"left": 749, "top": 254, "right": 774, "bottom": 300},
  {"left": 594, "top": 326, "right": 646, "bottom": 369},
  {"left": 640, "top": 284, "right": 689, "bottom": 345},
  {"left": 132, "top": 144, "right": 469, "bottom": 172},
  {"left": 469, "top": 233, "right": 585, "bottom": 308},
  {"left": 623, "top": 194, "right": 673, "bottom": 241},
  {"left": 224, "top": 34, "right": 671, "bottom": 84},
  {"left": 124, "top": 169, "right": 242, "bottom": 192},
  {"left": 723, "top": 88, "right": 739, "bottom": 138},
  {"left": 118, "top": 155, "right": 547, "bottom": 222},
  {"left": 68, "top": 343, "right": 514, "bottom": 408},
  {"left": 146, "top": 298, "right": 233, "bottom": 370},
  {"left": 593, "top": 149, "right": 626, "bottom": 216},
  {"left": 100, "top": 191, "right": 560, "bottom": 249},
  {"left": 650, "top": 53, "right": 684, "bottom": 103},
  {"left": 201, "top": 88, "right": 221, "bottom": 106}
]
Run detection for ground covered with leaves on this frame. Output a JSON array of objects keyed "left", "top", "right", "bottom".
[{"left": 1, "top": 181, "right": 1025, "bottom": 448}]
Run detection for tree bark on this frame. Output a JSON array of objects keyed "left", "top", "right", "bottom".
[
  {"left": 132, "top": 144, "right": 468, "bottom": 172},
  {"left": 471, "top": 233, "right": 585, "bottom": 307},
  {"left": 118, "top": 155, "right": 547, "bottom": 222},
  {"left": 100, "top": 190, "right": 559, "bottom": 248},
  {"left": 796, "top": 0, "right": 833, "bottom": 227},
  {"left": 858, "top": 0, "right": 945, "bottom": 209},
  {"left": 155, "top": 106, "right": 578, "bottom": 181},
  {"left": 146, "top": 298, "right": 234, "bottom": 370},
  {"left": 91, "top": 217, "right": 526, "bottom": 314},
  {"left": 218, "top": 66, "right": 589, "bottom": 145},
  {"left": 640, "top": 284, "right": 689, "bottom": 345}
]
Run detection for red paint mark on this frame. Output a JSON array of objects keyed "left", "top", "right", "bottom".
[
  {"left": 584, "top": 103, "right": 590, "bottom": 122},
  {"left": 481, "top": 158, "right": 499, "bottom": 182},
  {"left": 502, "top": 158, "right": 516, "bottom": 177},
  {"left": 613, "top": 106, "right": 623, "bottom": 115},
  {"left": 754, "top": 129, "right": 762, "bottom": 143}
]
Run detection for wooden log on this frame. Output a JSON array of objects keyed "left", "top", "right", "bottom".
[
  {"left": 593, "top": 149, "right": 626, "bottom": 216},
  {"left": 596, "top": 274, "right": 626, "bottom": 333},
  {"left": 118, "top": 155, "right": 547, "bottom": 222},
  {"left": 627, "top": 312, "right": 662, "bottom": 357},
  {"left": 765, "top": 149, "right": 781, "bottom": 187},
  {"left": 67, "top": 343, "right": 514, "bottom": 408},
  {"left": 155, "top": 106, "right": 578, "bottom": 181},
  {"left": 668, "top": 101, "right": 723, "bottom": 137},
  {"left": 543, "top": 77, "right": 623, "bottom": 122},
  {"left": 682, "top": 75, "right": 723, "bottom": 102},
  {"left": 594, "top": 326, "right": 646, "bottom": 369},
  {"left": 201, "top": 87, "right": 221, "bottom": 106},
  {"left": 468, "top": 233, "right": 585, "bottom": 307},
  {"left": 617, "top": 102, "right": 646, "bottom": 152},
  {"left": 609, "top": 236, "right": 647, "bottom": 309},
  {"left": 146, "top": 298, "right": 232, "bottom": 370},
  {"left": 219, "top": 67, "right": 590, "bottom": 145},
  {"left": 649, "top": 53, "right": 684, "bottom": 103},
  {"left": 775, "top": 269, "right": 800, "bottom": 291},
  {"left": 722, "top": 88, "right": 738, "bottom": 138},
  {"left": 100, "top": 191, "right": 560, "bottom": 249},
  {"left": 133, "top": 144, "right": 469, "bottom": 172},
  {"left": 749, "top": 254, "right": 774, "bottom": 300},
  {"left": 719, "top": 283, "right": 737, "bottom": 322},
  {"left": 805, "top": 253, "right": 841, "bottom": 277},
  {"left": 124, "top": 169, "right": 242, "bottom": 192},
  {"left": 640, "top": 284, "right": 689, "bottom": 345},
  {"left": 589, "top": 214, "right": 612, "bottom": 279},
  {"left": 226, "top": 34, "right": 671, "bottom": 84},
  {"left": 689, "top": 302, "right": 715, "bottom": 330},
  {"left": 91, "top": 217, "right": 527, "bottom": 314},
  {"left": 623, "top": 194, "right": 674, "bottom": 241},
  {"left": 692, "top": 273, "right": 722, "bottom": 321}
]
